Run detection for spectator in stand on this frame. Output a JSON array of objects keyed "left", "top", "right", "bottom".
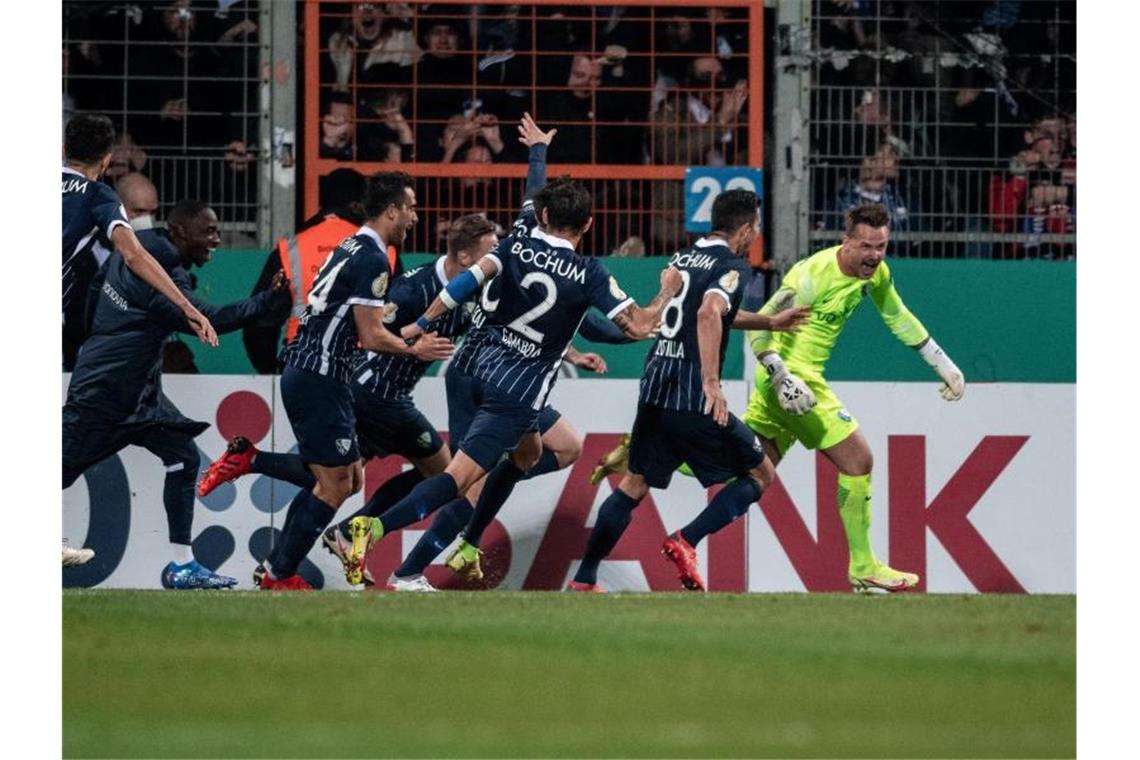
[
  {"left": 437, "top": 113, "right": 505, "bottom": 163},
  {"left": 989, "top": 116, "right": 1072, "bottom": 258},
  {"left": 358, "top": 88, "right": 415, "bottom": 162},
  {"left": 535, "top": 52, "right": 602, "bottom": 163},
  {"left": 414, "top": 14, "right": 474, "bottom": 152},
  {"left": 328, "top": 2, "right": 421, "bottom": 91},
  {"left": 828, "top": 145, "right": 917, "bottom": 253},
  {"left": 648, "top": 57, "right": 748, "bottom": 252},
  {"left": 106, "top": 131, "right": 148, "bottom": 182},
  {"left": 320, "top": 92, "right": 356, "bottom": 161}
]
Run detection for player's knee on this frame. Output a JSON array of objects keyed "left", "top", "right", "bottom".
[
  {"left": 618, "top": 473, "right": 649, "bottom": 502},
  {"left": 845, "top": 450, "right": 873, "bottom": 477},
  {"left": 750, "top": 457, "right": 776, "bottom": 489}
]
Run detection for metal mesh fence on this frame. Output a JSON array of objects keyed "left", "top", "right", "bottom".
[
  {"left": 807, "top": 0, "right": 1075, "bottom": 259},
  {"left": 63, "top": 1, "right": 261, "bottom": 234}
]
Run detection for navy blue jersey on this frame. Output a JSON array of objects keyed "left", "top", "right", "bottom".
[
  {"left": 62, "top": 168, "right": 129, "bottom": 313},
  {"left": 639, "top": 238, "right": 749, "bottom": 412},
  {"left": 279, "top": 225, "right": 392, "bottom": 382},
  {"left": 465, "top": 202, "right": 633, "bottom": 409},
  {"left": 353, "top": 256, "right": 469, "bottom": 399}
]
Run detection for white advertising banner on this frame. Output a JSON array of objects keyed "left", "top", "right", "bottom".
[{"left": 63, "top": 376, "right": 1074, "bottom": 593}]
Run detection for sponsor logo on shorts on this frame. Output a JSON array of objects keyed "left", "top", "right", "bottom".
[
  {"left": 837, "top": 409, "right": 852, "bottom": 422},
  {"left": 335, "top": 438, "right": 353, "bottom": 456}
]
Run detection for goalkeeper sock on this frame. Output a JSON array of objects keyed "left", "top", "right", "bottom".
[
  {"left": 837, "top": 473, "right": 875, "bottom": 573},
  {"left": 394, "top": 497, "right": 474, "bottom": 578},
  {"left": 251, "top": 452, "right": 316, "bottom": 490},
  {"left": 377, "top": 473, "right": 459, "bottom": 534},
  {"left": 679, "top": 477, "right": 762, "bottom": 548},
  {"left": 574, "top": 489, "right": 641, "bottom": 585},
  {"left": 336, "top": 469, "right": 423, "bottom": 540}
]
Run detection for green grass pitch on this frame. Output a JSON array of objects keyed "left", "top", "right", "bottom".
[{"left": 63, "top": 590, "right": 1074, "bottom": 758}]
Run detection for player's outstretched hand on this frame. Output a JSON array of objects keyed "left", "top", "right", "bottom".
[
  {"left": 770, "top": 305, "right": 812, "bottom": 332},
  {"left": 518, "top": 112, "right": 557, "bottom": 147},
  {"left": 571, "top": 352, "right": 608, "bottom": 374},
  {"left": 410, "top": 332, "right": 454, "bottom": 362},
  {"left": 401, "top": 322, "right": 424, "bottom": 342},
  {"left": 773, "top": 372, "right": 817, "bottom": 415},
  {"left": 918, "top": 338, "right": 965, "bottom": 401},
  {"left": 703, "top": 379, "right": 729, "bottom": 427},
  {"left": 184, "top": 305, "right": 218, "bottom": 347}
]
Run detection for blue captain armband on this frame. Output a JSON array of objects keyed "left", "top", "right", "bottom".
[{"left": 438, "top": 264, "right": 487, "bottom": 310}]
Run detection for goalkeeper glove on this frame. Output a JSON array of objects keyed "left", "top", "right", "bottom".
[
  {"left": 918, "top": 338, "right": 965, "bottom": 401},
  {"left": 760, "top": 353, "right": 817, "bottom": 415}
]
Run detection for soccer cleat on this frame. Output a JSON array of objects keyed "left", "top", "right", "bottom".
[
  {"left": 62, "top": 540, "right": 95, "bottom": 568},
  {"left": 661, "top": 532, "right": 706, "bottom": 592},
  {"left": 566, "top": 580, "right": 606, "bottom": 593},
  {"left": 849, "top": 563, "right": 920, "bottom": 593},
  {"left": 161, "top": 560, "right": 238, "bottom": 590},
  {"left": 386, "top": 573, "right": 439, "bottom": 592},
  {"left": 589, "top": 434, "right": 631, "bottom": 485},
  {"left": 252, "top": 563, "right": 312, "bottom": 591},
  {"left": 322, "top": 525, "right": 375, "bottom": 586},
  {"left": 197, "top": 436, "right": 258, "bottom": 497},
  {"left": 444, "top": 538, "right": 484, "bottom": 580},
  {"left": 346, "top": 516, "right": 384, "bottom": 586}
]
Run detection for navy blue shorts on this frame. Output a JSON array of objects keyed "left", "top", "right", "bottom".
[
  {"left": 446, "top": 372, "right": 541, "bottom": 472},
  {"left": 280, "top": 365, "right": 359, "bottom": 467},
  {"left": 445, "top": 367, "right": 560, "bottom": 452},
  {"left": 628, "top": 404, "right": 765, "bottom": 489},
  {"left": 352, "top": 386, "right": 444, "bottom": 461}
]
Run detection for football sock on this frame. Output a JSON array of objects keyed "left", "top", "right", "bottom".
[
  {"left": 395, "top": 497, "right": 474, "bottom": 578},
  {"left": 269, "top": 490, "right": 337, "bottom": 578},
  {"left": 464, "top": 460, "right": 525, "bottom": 547},
  {"left": 338, "top": 468, "right": 423, "bottom": 539},
  {"left": 573, "top": 489, "right": 641, "bottom": 585},
  {"left": 251, "top": 452, "right": 316, "bottom": 490},
  {"left": 679, "top": 477, "right": 762, "bottom": 548},
  {"left": 837, "top": 473, "right": 876, "bottom": 573},
  {"left": 377, "top": 473, "right": 459, "bottom": 534},
  {"left": 162, "top": 460, "right": 198, "bottom": 546},
  {"left": 170, "top": 543, "right": 194, "bottom": 565},
  {"left": 520, "top": 448, "right": 561, "bottom": 481}
]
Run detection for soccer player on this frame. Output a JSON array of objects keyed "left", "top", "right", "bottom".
[
  {"left": 361, "top": 164, "right": 683, "bottom": 582},
  {"left": 62, "top": 201, "right": 290, "bottom": 585},
  {"left": 590, "top": 202, "right": 965, "bottom": 592},
  {"left": 63, "top": 114, "right": 216, "bottom": 355},
  {"left": 569, "top": 189, "right": 809, "bottom": 592},
  {"left": 252, "top": 171, "right": 453, "bottom": 590}
]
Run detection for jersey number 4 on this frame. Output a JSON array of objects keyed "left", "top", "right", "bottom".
[{"left": 308, "top": 257, "right": 349, "bottom": 315}]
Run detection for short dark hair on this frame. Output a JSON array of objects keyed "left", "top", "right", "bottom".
[
  {"left": 844, "top": 203, "right": 891, "bottom": 234},
  {"left": 65, "top": 114, "right": 116, "bottom": 165},
  {"left": 710, "top": 189, "right": 759, "bottom": 234},
  {"left": 168, "top": 199, "right": 212, "bottom": 228},
  {"left": 447, "top": 214, "right": 497, "bottom": 254},
  {"left": 321, "top": 168, "right": 365, "bottom": 213},
  {"left": 325, "top": 90, "right": 353, "bottom": 111},
  {"left": 362, "top": 171, "right": 414, "bottom": 219},
  {"left": 534, "top": 176, "right": 592, "bottom": 234}
]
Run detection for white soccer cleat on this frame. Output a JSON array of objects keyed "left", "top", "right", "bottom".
[
  {"left": 386, "top": 573, "right": 438, "bottom": 592},
  {"left": 62, "top": 541, "right": 95, "bottom": 568}
]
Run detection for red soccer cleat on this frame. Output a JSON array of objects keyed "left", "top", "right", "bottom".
[
  {"left": 253, "top": 563, "right": 312, "bottom": 591},
  {"left": 661, "top": 532, "right": 706, "bottom": 592},
  {"left": 566, "top": 580, "right": 606, "bottom": 593},
  {"left": 198, "top": 436, "right": 258, "bottom": 497}
]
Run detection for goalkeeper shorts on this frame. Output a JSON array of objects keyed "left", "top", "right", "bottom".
[{"left": 742, "top": 371, "right": 858, "bottom": 456}]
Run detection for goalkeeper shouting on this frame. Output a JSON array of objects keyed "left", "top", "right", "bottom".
[{"left": 592, "top": 203, "right": 965, "bottom": 592}]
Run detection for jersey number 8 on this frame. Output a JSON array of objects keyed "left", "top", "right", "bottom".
[{"left": 659, "top": 270, "right": 692, "bottom": 339}]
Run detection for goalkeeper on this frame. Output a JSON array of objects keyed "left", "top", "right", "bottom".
[{"left": 592, "top": 203, "right": 965, "bottom": 592}]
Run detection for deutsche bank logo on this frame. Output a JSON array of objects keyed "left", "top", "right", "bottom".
[{"left": 684, "top": 167, "right": 764, "bottom": 233}]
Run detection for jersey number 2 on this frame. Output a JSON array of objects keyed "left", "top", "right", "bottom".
[{"left": 507, "top": 272, "right": 557, "bottom": 342}]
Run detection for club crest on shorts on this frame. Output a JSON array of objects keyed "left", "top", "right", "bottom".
[
  {"left": 381, "top": 302, "right": 399, "bottom": 324},
  {"left": 608, "top": 276, "right": 627, "bottom": 300},
  {"left": 719, "top": 270, "right": 740, "bottom": 294},
  {"left": 372, "top": 273, "right": 389, "bottom": 298},
  {"left": 335, "top": 438, "right": 353, "bottom": 456}
]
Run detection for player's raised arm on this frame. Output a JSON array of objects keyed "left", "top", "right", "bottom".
[
  {"left": 111, "top": 224, "right": 218, "bottom": 346},
  {"left": 869, "top": 269, "right": 965, "bottom": 400},
  {"left": 518, "top": 112, "right": 556, "bottom": 197},
  {"left": 401, "top": 254, "right": 503, "bottom": 342},
  {"left": 611, "top": 266, "right": 683, "bottom": 340},
  {"left": 697, "top": 292, "right": 731, "bottom": 426},
  {"left": 732, "top": 305, "right": 812, "bottom": 332}
]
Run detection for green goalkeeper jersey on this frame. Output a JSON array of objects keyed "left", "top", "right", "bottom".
[{"left": 747, "top": 245, "right": 929, "bottom": 379}]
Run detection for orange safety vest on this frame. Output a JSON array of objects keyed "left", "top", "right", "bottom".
[{"left": 277, "top": 215, "right": 399, "bottom": 342}]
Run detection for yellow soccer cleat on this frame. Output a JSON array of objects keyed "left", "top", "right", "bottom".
[
  {"left": 590, "top": 434, "right": 631, "bottom": 485},
  {"left": 444, "top": 538, "right": 484, "bottom": 580},
  {"left": 346, "top": 516, "right": 384, "bottom": 586},
  {"left": 849, "top": 562, "right": 920, "bottom": 593}
]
